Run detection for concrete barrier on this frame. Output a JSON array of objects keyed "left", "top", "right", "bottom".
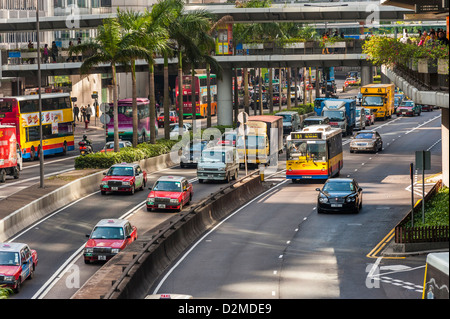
[
  {"left": 72, "top": 174, "right": 266, "bottom": 299},
  {"left": 0, "top": 153, "right": 177, "bottom": 242}
]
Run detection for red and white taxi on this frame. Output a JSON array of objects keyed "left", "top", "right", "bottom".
[
  {"left": 157, "top": 110, "right": 179, "bottom": 128},
  {"left": 146, "top": 176, "right": 193, "bottom": 212},
  {"left": 83, "top": 219, "right": 137, "bottom": 264},
  {"left": 0, "top": 242, "right": 38, "bottom": 293},
  {"left": 100, "top": 162, "right": 147, "bottom": 195}
]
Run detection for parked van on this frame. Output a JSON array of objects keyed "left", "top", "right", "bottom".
[
  {"left": 290, "top": 85, "right": 302, "bottom": 102},
  {"left": 276, "top": 111, "right": 301, "bottom": 135},
  {"left": 197, "top": 146, "right": 239, "bottom": 183},
  {"left": 355, "top": 107, "right": 366, "bottom": 130}
]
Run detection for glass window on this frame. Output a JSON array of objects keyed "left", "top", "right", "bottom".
[
  {"left": 362, "top": 96, "right": 383, "bottom": 106},
  {"left": 91, "top": 226, "right": 124, "bottom": 239},
  {"left": 153, "top": 181, "right": 181, "bottom": 192},
  {"left": 0, "top": 251, "right": 20, "bottom": 266}
]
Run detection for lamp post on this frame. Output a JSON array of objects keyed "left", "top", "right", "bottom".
[{"left": 36, "top": 0, "right": 44, "bottom": 188}]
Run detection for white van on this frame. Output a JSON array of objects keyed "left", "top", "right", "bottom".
[
  {"left": 197, "top": 146, "right": 239, "bottom": 183},
  {"left": 355, "top": 107, "right": 366, "bottom": 131},
  {"left": 290, "top": 85, "right": 302, "bottom": 102}
]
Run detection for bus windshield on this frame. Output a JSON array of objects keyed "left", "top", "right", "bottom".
[
  {"left": 362, "top": 96, "right": 384, "bottom": 106},
  {"left": 288, "top": 140, "right": 327, "bottom": 161}
]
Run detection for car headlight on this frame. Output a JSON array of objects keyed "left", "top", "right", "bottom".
[
  {"left": 122, "top": 181, "right": 131, "bottom": 186},
  {"left": 101, "top": 181, "right": 108, "bottom": 185},
  {"left": 319, "top": 197, "right": 328, "bottom": 203},
  {"left": 3, "top": 276, "right": 14, "bottom": 281},
  {"left": 111, "top": 248, "right": 120, "bottom": 254},
  {"left": 147, "top": 199, "right": 154, "bottom": 205},
  {"left": 346, "top": 196, "right": 356, "bottom": 203},
  {"left": 85, "top": 248, "right": 93, "bottom": 253},
  {"left": 170, "top": 198, "right": 179, "bottom": 204}
]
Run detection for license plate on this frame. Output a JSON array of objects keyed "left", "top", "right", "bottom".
[
  {"left": 331, "top": 204, "right": 342, "bottom": 207},
  {"left": 208, "top": 175, "right": 214, "bottom": 178},
  {"left": 98, "top": 255, "right": 106, "bottom": 260},
  {"left": 158, "top": 204, "right": 166, "bottom": 208},
  {"left": 112, "top": 187, "right": 118, "bottom": 191}
]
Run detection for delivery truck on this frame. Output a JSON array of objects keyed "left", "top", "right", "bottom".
[
  {"left": 0, "top": 125, "right": 22, "bottom": 182},
  {"left": 237, "top": 115, "right": 283, "bottom": 166},
  {"left": 320, "top": 99, "right": 356, "bottom": 136},
  {"left": 360, "top": 83, "right": 395, "bottom": 120}
]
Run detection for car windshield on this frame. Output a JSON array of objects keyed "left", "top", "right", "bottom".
[
  {"left": 355, "top": 133, "right": 375, "bottom": 139},
  {"left": 362, "top": 96, "right": 383, "bottom": 106},
  {"left": 287, "top": 140, "right": 327, "bottom": 161},
  {"left": 201, "top": 150, "right": 226, "bottom": 163},
  {"left": 401, "top": 101, "right": 414, "bottom": 107},
  {"left": 107, "top": 166, "right": 134, "bottom": 176},
  {"left": 323, "top": 181, "right": 354, "bottom": 192},
  {"left": 153, "top": 181, "right": 182, "bottom": 192},
  {"left": 91, "top": 226, "right": 124, "bottom": 240},
  {"left": 279, "top": 114, "right": 292, "bottom": 122},
  {"left": 304, "top": 119, "right": 326, "bottom": 126},
  {"left": 0, "top": 251, "right": 20, "bottom": 266},
  {"left": 323, "top": 110, "right": 345, "bottom": 121}
]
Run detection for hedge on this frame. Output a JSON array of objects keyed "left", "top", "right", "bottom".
[{"left": 74, "top": 126, "right": 234, "bottom": 170}]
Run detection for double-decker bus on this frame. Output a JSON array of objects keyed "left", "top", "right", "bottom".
[
  {"left": 175, "top": 73, "right": 217, "bottom": 118},
  {"left": 106, "top": 98, "right": 156, "bottom": 142},
  {"left": 286, "top": 124, "right": 343, "bottom": 181},
  {"left": 0, "top": 93, "right": 74, "bottom": 160}
]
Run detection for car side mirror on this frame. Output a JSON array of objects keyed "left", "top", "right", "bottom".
[
  {"left": 148, "top": 187, "right": 152, "bottom": 190},
  {"left": 86, "top": 234, "right": 90, "bottom": 238},
  {"left": 103, "top": 172, "right": 106, "bottom": 175},
  {"left": 359, "top": 187, "right": 363, "bottom": 191},
  {"left": 315, "top": 188, "right": 321, "bottom": 191}
]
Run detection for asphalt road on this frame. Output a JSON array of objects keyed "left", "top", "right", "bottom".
[{"left": 149, "top": 110, "right": 442, "bottom": 299}]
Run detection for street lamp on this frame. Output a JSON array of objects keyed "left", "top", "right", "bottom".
[{"left": 36, "top": 0, "right": 44, "bottom": 188}]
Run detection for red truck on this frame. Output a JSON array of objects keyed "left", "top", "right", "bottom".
[{"left": 0, "top": 125, "right": 22, "bottom": 183}]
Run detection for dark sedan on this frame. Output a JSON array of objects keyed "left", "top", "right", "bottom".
[{"left": 316, "top": 178, "right": 363, "bottom": 214}]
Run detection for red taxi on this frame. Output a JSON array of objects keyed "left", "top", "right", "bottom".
[
  {"left": 344, "top": 77, "right": 357, "bottom": 87},
  {"left": 217, "top": 131, "right": 237, "bottom": 147},
  {"left": 84, "top": 219, "right": 137, "bottom": 264},
  {"left": 100, "top": 162, "right": 147, "bottom": 195},
  {"left": 273, "top": 92, "right": 287, "bottom": 106},
  {"left": 146, "top": 176, "right": 193, "bottom": 212},
  {"left": 0, "top": 242, "right": 38, "bottom": 293},
  {"left": 157, "top": 111, "right": 179, "bottom": 128}
]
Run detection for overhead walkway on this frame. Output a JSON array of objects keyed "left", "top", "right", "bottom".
[{"left": 0, "top": 1, "right": 413, "bottom": 32}]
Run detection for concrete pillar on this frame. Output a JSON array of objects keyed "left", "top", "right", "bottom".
[
  {"left": 361, "top": 65, "right": 373, "bottom": 86},
  {"left": 442, "top": 107, "right": 449, "bottom": 187},
  {"left": 217, "top": 67, "right": 233, "bottom": 126}
]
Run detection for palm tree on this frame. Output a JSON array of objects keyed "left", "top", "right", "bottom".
[
  {"left": 117, "top": 9, "right": 152, "bottom": 147},
  {"left": 70, "top": 17, "right": 129, "bottom": 152},
  {"left": 166, "top": 8, "right": 215, "bottom": 136},
  {"left": 150, "top": 0, "right": 184, "bottom": 139}
]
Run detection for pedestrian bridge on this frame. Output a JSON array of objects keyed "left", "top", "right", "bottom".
[
  {"left": 1, "top": 39, "right": 368, "bottom": 77},
  {"left": 0, "top": 1, "right": 413, "bottom": 32}
]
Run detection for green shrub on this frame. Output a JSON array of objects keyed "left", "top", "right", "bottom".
[
  {"left": 405, "top": 186, "right": 449, "bottom": 228},
  {"left": 74, "top": 139, "right": 179, "bottom": 169}
]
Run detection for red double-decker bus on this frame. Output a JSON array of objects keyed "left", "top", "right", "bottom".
[{"left": 175, "top": 73, "right": 217, "bottom": 118}]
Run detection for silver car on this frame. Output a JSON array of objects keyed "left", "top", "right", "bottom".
[{"left": 350, "top": 130, "right": 383, "bottom": 153}]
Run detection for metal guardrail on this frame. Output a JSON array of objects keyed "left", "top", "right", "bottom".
[{"left": 102, "top": 169, "right": 261, "bottom": 299}]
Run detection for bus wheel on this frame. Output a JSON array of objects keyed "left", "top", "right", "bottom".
[{"left": 0, "top": 169, "right": 6, "bottom": 183}]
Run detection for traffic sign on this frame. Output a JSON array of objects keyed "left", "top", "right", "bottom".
[
  {"left": 100, "top": 103, "right": 110, "bottom": 113},
  {"left": 100, "top": 114, "right": 110, "bottom": 124}
]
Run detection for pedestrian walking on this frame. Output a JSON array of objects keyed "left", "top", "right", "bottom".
[
  {"left": 86, "top": 104, "right": 92, "bottom": 123},
  {"left": 322, "top": 32, "right": 330, "bottom": 54},
  {"left": 438, "top": 30, "right": 449, "bottom": 45},
  {"left": 73, "top": 104, "right": 80, "bottom": 122},
  {"left": 51, "top": 41, "right": 58, "bottom": 63},
  {"left": 67, "top": 41, "right": 75, "bottom": 62},
  {"left": 43, "top": 44, "right": 49, "bottom": 63},
  {"left": 81, "top": 105, "right": 86, "bottom": 122}
]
